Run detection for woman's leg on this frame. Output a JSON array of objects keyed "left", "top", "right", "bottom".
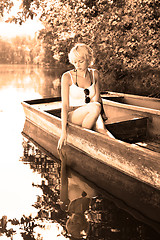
[
  {"left": 68, "top": 103, "right": 115, "bottom": 138},
  {"left": 68, "top": 102, "right": 101, "bottom": 129},
  {"left": 93, "top": 114, "right": 115, "bottom": 138}
]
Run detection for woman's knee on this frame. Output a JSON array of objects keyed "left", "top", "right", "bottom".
[{"left": 68, "top": 103, "right": 101, "bottom": 125}]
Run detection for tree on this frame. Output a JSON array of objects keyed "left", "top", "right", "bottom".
[
  {"left": 3, "top": 0, "right": 160, "bottom": 95},
  {"left": 0, "top": 0, "right": 14, "bottom": 17},
  {"left": 0, "top": 35, "right": 41, "bottom": 64}
]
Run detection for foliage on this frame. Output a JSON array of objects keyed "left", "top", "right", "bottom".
[
  {"left": 2, "top": 0, "right": 160, "bottom": 95},
  {"left": 0, "top": 36, "right": 42, "bottom": 64},
  {"left": 0, "top": 0, "right": 14, "bottom": 17}
]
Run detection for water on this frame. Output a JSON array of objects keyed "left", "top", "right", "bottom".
[{"left": 0, "top": 64, "right": 159, "bottom": 239}]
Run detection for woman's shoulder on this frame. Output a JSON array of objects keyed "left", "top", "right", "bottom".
[
  {"left": 61, "top": 70, "right": 73, "bottom": 85},
  {"left": 62, "top": 70, "right": 70, "bottom": 78},
  {"left": 89, "top": 68, "right": 99, "bottom": 83}
]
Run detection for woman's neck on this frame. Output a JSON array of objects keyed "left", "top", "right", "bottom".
[
  {"left": 75, "top": 68, "right": 91, "bottom": 87},
  {"left": 76, "top": 68, "right": 88, "bottom": 78}
]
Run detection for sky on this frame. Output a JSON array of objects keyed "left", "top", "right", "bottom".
[{"left": 0, "top": 0, "right": 43, "bottom": 38}]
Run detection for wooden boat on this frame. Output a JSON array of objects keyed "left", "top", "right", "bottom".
[
  {"left": 101, "top": 91, "right": 160, "bottom": 110},
  {"left": 21, "top": 96, "right": 160, "bottom": 233}
]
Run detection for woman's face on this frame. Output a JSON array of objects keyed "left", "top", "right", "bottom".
[{"left": 73, "top": 56, "right": 89, "bottom": 72}]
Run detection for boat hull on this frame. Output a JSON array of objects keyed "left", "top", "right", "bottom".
[
  {"left": 21, "top": 97, "right": 160, "bottom": 232},
  {"left": 22, "top": 98, "right": 160, "bottom": 189}
]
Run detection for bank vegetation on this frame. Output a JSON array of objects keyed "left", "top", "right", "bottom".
[{"left": 1, "top": 0, "right": 160, "bottom": 96}]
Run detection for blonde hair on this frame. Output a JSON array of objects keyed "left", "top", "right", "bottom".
[{"left": 68, "top": 43, "right": 94, "bottom": 66}]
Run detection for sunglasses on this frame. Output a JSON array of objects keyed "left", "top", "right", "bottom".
[{"left": 84, "top": 88, "right": 90, "bottom": 103}]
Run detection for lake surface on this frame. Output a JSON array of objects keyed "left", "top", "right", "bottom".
[{"left": 0, "top": 64, "right": 159, "bottom": 240}]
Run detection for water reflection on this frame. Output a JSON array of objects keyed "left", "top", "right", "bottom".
[
  {"left": 1, "top": 138, "right": 157, "bottom": 240},
  {"left": 0, "top": 139, "right": 68, "bottom": 240},
  {"left": 0, "top": 64, "right": 66, "bottom": 239},
  {"left": 59, "top": 150, "right": 96, "bottom": 239},
  {"left": 0, "top": 64, "right": 63, "bottom": 99}
]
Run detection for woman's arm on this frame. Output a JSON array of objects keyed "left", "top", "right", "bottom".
[
  {"left": 93, "top": 69, "right": 102, "bottom": 103},
  {"left": 57, "top": 73, "right": 70, "bottom": 150}
]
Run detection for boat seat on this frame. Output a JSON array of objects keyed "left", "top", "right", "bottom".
[{"left": 105, "top": 115, "right": 148, "bottom": 143}]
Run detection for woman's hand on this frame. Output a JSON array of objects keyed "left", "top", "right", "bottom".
[{"left": 57, "top": 132, "right": 67, "bottom": 151}]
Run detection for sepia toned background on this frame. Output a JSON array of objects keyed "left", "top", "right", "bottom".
[{"left": 0, "top": 1, "right": 160, "bottom": 239}]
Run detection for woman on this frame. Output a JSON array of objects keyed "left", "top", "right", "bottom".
[{"left": 57, "top": 43, "right": 114, "bottom": 150}]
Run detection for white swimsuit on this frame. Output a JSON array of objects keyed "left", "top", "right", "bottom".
[{"left": 69, "top": 68, "right": 97, "bottom": 107}]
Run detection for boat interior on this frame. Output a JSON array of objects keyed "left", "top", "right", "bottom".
[
  {"left": 25, "top": 97, "right": 160, "bottom": 154},
  {"left": 46, "top": 107, "right": 160, "bottom": 154},
  {"left": 103, "top": 99, "right": 160, "bottom": 153}
]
